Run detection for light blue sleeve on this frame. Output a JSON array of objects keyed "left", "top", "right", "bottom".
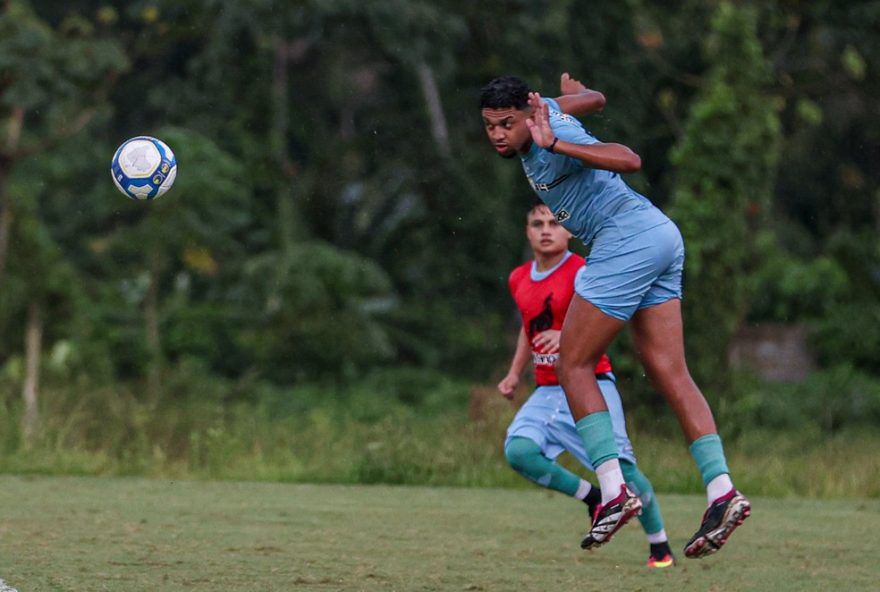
[
  {"left": 544, "top": 97, "right": 600, "bottom": 146},
  {"left": 544, "top": 97, "right": 562, "bottom": 112}
]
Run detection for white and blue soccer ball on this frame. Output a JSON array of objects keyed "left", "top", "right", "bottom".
[{"left": 110, "top": 136, "right": 177, "bottom": 200}]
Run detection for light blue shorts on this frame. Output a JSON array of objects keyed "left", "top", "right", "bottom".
[
  {"left": 505, "top": 377, "right": 636, "bottom": 470},
  {"left": 576, "top": 215, "right": 685, "bottom": 321}
]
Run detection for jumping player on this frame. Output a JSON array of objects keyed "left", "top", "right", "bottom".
[
  {"left": 498, "top": 201, "right": 674, "bottom": 567},
  {"left": 480, "top": 73, "right": 750, "bottom": 558}
]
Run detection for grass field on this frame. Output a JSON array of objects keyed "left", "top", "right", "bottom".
[{"left": 1, "top": 476, "right": 878, "bottom": 591}]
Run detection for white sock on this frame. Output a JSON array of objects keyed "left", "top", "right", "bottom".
[
  {"left": 707, "top": 474, "right": 734, "bottom": 506},
  {"left": 596, "top": 459, "right": 625, "bottom": 504},
  {"left": 574, "top": 479, "right": 593, "bottom": 500},
  {"left": 646, "top": 529, "right": 668, "bottom": 544}
]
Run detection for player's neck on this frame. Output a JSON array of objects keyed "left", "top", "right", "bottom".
[
  {"left": 517, "top": 138, "right": 534, "bottom": 155},
  {"left": 534, "top": 250, "right": 567, "bottom": 272}
]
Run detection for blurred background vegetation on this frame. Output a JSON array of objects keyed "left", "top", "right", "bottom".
[{"left": 0, "top": 0, "right": 878, "bottom": 496}]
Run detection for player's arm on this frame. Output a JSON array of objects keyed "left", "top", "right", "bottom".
[
  {"left": 526, "top": 92, "right": 641, "bottom": 174},
  {"left": 553, "top": 73, "right": 606, "bottom": 116},
  {"left": 552, "top": 140, "right": 641, "bottom": 173},
  {"left": 497, "top": 328, "right": 530, "bottom": 399}
]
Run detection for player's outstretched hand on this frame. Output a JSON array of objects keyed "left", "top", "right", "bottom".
[
  {"left": 497, "top": 373, "right": 520, "bottom": 399},
  {"left": 525, "top": 92, "right": 556, "bottom": 149},
  {"left": 560, "top": 72, "right": 588, "bottom": 95}
]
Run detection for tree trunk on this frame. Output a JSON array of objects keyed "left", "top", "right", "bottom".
[
  {"left": 273, "top": 36, "right": 299, "bottom": 255},
  {"left": 0, "top": 107, "right": 25, "bottom": 284},
  {"left": 21, "top": 302, "right": 43, "bottom": 447},
  {"left": 416, "top": 61, "right": 451, "bottom": 159},
  {"left": 145, "top": 252, "right": 162, "bottom": 399}
]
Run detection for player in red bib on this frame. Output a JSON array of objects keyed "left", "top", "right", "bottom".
[{"left": 498, "top": 201, "right": 673, "bottom": 567}]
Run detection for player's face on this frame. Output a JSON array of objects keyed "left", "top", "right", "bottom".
[
  {"left": 526, "top": 206, "right": 571, "bottom": 256},
  {"left": 481, "top": 107, "right": 532, "bottom": 159}
]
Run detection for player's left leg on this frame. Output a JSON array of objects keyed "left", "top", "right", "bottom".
[
  {"left": 630, "top": 298, "right": 750, "bottom": 558},
  {"left": 505, "top": 387, "right": 601, "bottom": 514},
  {"left": 504, "top": 437, "right": 600, "bottom": 514}
]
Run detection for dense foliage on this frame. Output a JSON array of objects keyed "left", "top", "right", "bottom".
[{"left": 1, "top": 0, "right": 878, "bottom": 463}]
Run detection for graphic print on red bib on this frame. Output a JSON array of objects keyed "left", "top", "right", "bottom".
[{"left": 508, "top": 253, "right": 612, "bottom": 385}]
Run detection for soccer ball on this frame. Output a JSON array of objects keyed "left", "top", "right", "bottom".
[{"left": 110, "top": 136, "right": 177, "bottom": 200}]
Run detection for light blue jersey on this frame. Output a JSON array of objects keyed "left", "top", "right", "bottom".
[
  {"left": 520, "top": 98, "right": 685, "bottom": 320},
  {"left": 519, "top": 98, "right": 668, "bottom": 246}
]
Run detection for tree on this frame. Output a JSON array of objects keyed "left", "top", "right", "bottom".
[
  {"left": 0, "top": 1, "right": 127, "bottom": 443},
  {"left": 668, "top": 2, "right": 782, "bottom": 388}
]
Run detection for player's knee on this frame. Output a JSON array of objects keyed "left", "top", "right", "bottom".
[
  {"left": 642, "top": 352, "right": 690, "bottom": 386},
  {"left": 556, "top": 357, "right": 573, "bottom": 387},
  {"left": 557, "top": 354, "right": 598, "bottom": 387},
  {"left": 504, "top": 437, "right": 540, "bottom": 473},
  {"left": 556, "top": 353, "right": 577, "bottom": 385}
]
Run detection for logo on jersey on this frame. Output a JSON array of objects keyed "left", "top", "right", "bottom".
[
  {"left": 553, "top": 112, "right": 579, "bottom": 126},
  {"left": 527, "top": 294, "right": 554, "bottom": 338},
  {"left": 555, "top": 209, "right": 570, "bottom": 223}
]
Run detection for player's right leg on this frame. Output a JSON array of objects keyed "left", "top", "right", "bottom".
[
  {"left": 619, "top": 461, "right": 675, "bottom": 567},
  {"left": 557, "top": 295, "right": 641, "bottom": 547},
  {"left": 557, "top": 375, "right": 673, "bottom": 565},
  {"left": 630, "top": 298, "right": 750, "bottom": 558},
  {"left": 601, "top": 376, "right": 674, "bottom": 566}
]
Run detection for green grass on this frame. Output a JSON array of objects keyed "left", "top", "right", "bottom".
[{"left": 1, "top": 476, "right": 878, "bottom": 591}]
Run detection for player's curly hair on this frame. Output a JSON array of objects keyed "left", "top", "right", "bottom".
[{"left": 479, "top": 76, "right": 531, "bottom": 110}]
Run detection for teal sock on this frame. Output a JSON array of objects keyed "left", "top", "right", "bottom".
[
  {"left": 621, "top": 460, "right": 665, "bottom": 536},
  {"left": 689, "top": 434, "right": 730, "bottom": 487},
  {"left": 504, "top": 437, "right": 581, "bottom": 496},
  {"left": 575, "top": 412, "right": 618, "bottom": 468}
]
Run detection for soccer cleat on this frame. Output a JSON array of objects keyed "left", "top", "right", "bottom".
[
  {"left": 580, "top": 484, "right": 642, "bottom": 550},
  {"left": 647, "top": 541, "right": 676, "bottom": 568},
  {"left": 646, "top": 552, "right": 676, "bottom": 569},
  {"left": 684, "top": 488, "right": 751, "bottom": 559}
]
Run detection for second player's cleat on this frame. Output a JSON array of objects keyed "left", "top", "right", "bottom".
[
  {"left": 646, "top": 552, "right": 676, "bottom": 569},
  {"left": 580, "top": 484, "right": 642, "bottom": 550},
  {"left": 684, "top": 488, "right": 751, "bottom": 559},
  {"left": 646, "top": 541, "right": 675, "bottom": 568}
]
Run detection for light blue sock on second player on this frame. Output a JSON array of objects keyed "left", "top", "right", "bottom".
[{"left": 620, "top": 460, "right": 665, "bottom": 539}]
